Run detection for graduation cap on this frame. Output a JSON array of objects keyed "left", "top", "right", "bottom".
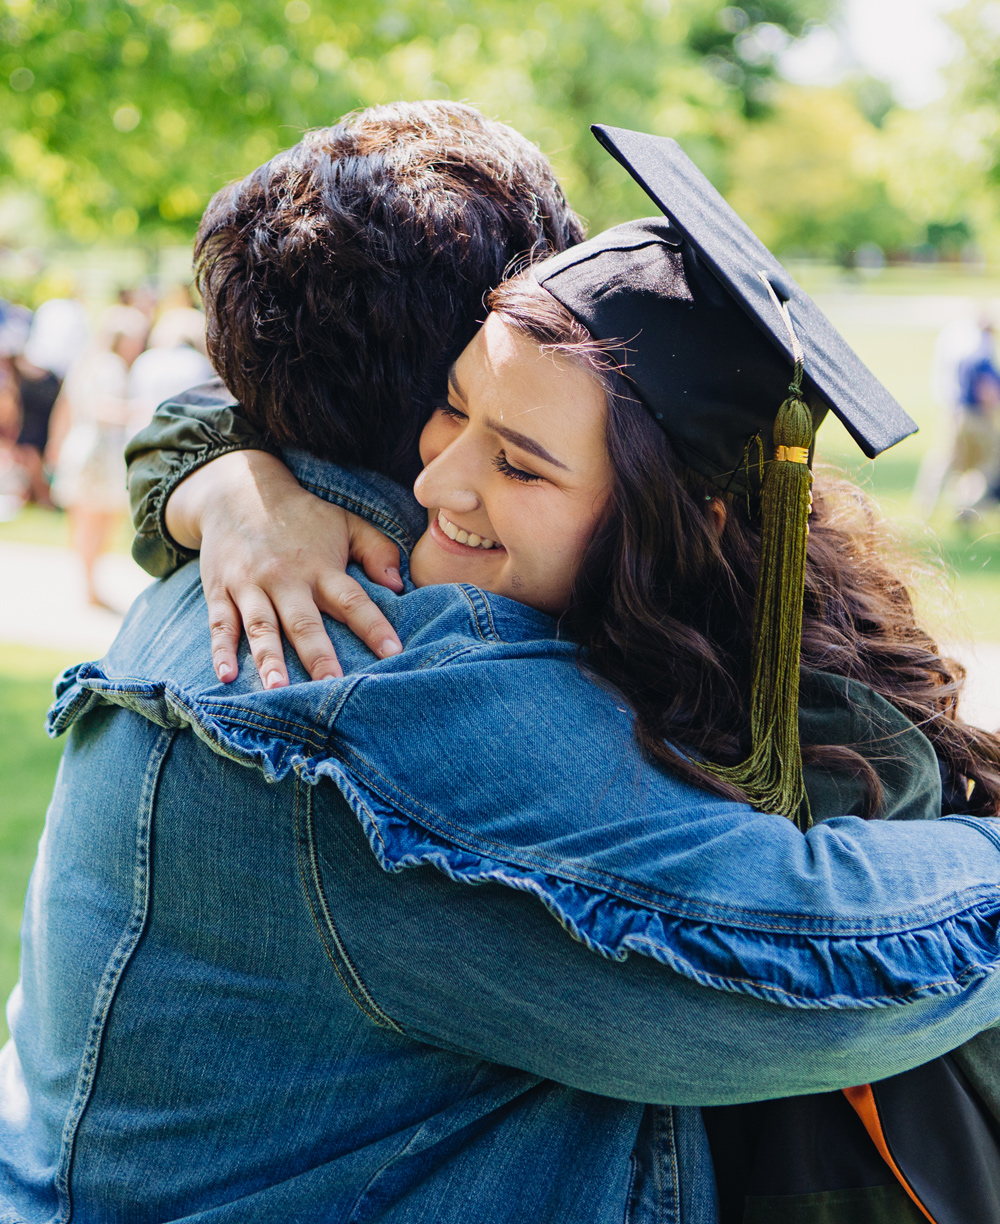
[{"left": 532, "top": 124, "right": 918, "bottom": 830}]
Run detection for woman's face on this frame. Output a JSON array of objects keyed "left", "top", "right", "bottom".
[{"left": 409, "top": 313, "right": 613, "bottom": 616}]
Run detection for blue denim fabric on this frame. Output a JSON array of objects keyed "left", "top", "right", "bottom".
[{"left": 5, "top": 452, "right": 1000, "bottom": 1223}]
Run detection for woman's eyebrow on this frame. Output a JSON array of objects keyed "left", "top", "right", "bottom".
[
  {"left": 447, "top": 365, "right": 467, "bottom": 403},
  {"left": 448, "top": 362, "right": 570, "bottom": 471},
  {"left": 486, "top": 419, "right": 569, "bottom": 471}
]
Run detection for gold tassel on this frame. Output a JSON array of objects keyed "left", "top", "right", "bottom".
[{"left": 702, "top": 280, "right": 814, "bottom": 831}]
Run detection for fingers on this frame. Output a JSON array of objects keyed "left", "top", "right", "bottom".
[
  {"left": 318, "top": 572, "right": 402, "bottom": 661},
  {"left": 208, "top": 580, "right": 346, "bottom": 685},
  {"left": 271, "top": 590, "right": 343, "bottom": 681},
  {"left": 206, "top": 590, "right": 242, "bottom": 684},
  {"left": 349, "top": 517, "right": 404, "bottom": 594},
  {"left": 196, "top": 487, "right": 404, "bottom": 684},
  {"left": 234, "top": 587, "right": 293, "bottom": 690}
]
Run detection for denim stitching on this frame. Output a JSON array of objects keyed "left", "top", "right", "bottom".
[
  {"left": 77, "top": 676, "right": 330, "bottom": 746},
  {"left": 193, "top": 702, "right": 330, "bottom": 745},
  {"left": 623, "top": 1151, "right": 638, "bottom": 1224},
  {"left": 415, "top": 644, "right": 489, "bottom": 670},
  {"left": 317, "top": 674, "right": 365, "bottom": 726},
  {"left": 616, "top": 943, "right": 991, "bottom": 1005},
  {"left": 295, "top": 479, "right": 416, "bottom": 552},
  {"left": 457, "top": 585, "right": 500, "bottom": 643},
  {"left": 663, "top": 1107, "right": 679, "bottom": 1224},
  {"left": 294, "top": 779, "right": 401, "bottom": 1031},
  {"left": 53, "top": 726, "right": 174, "bottom": 1222},
  {"left": 325, "top": 754, "right": 1000, "bottom": 1003},
  {"left": 193, "top": 711, "right": 329, "bottom": 752},
  {"left": 944, "top": 816, "right": 1000, "bottom": 855},
  {"left": 462, "top": 585, "right": 501, "bottom": 641}
]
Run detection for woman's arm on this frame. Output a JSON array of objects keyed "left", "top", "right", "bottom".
[
  {"left": 125, "top": 380, "right": 270, "bottom": 578},
  {"left": 311, "top": 782, "right": 1000, "bottom": 1105},
  {"left": 125, "top": 384, "right": 404, "bottom": 684}
]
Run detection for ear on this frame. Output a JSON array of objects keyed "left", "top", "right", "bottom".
[{"left": 707, "top": 496, "right": 727, "bottom": 538}]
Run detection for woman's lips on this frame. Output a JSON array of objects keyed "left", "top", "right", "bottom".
[
  {"left": 436, "top": 509, "right": 496, "bottom": 548},
  {"left": 429, "top": 510, "right": 504, "bottom": 556}
]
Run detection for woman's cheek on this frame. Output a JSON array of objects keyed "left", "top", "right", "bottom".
[{"left": 417, "top": 412, "right": 456, "bottom": 467}]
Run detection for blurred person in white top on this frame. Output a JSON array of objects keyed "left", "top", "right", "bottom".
[
  {"left": 47, "top": 306, "right": 148, "bottom": 608},
  {"left": 127, "top": 304, "right": 213, "bottom": 439},
  {"left": 14, "top": 296, "right": 89, "bottom": 506}
]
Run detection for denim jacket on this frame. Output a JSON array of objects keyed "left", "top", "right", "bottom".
[{"left": 5, "top": 453, "right": 1000, "bottom": 1224}]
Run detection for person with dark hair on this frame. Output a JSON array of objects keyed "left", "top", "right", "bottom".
[
  {"left": 7, "top": 110, "right": 1000, "bottom": 1221},
  {"left": 127, "top": 99, "right": 585, "bottom": 683}
]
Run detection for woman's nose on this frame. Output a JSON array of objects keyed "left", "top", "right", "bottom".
[{"left": 414, "top": 450, "right": 481, "bottom": 514}]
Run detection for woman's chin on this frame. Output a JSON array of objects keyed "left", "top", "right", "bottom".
[{"left": 409, "top": 532, "right": 503, "bottom": 590}]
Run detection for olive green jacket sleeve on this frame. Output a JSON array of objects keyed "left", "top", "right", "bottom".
[{"left": 125, "top": 378, "right": 277, "bottom": 578}]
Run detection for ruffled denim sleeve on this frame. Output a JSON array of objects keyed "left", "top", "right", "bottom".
[{"left": 48, "top": 638, "right": 1000, "bottom": 1015}]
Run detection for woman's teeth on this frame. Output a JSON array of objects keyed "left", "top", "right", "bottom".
[{"left": 437, "top": 509, "right": 496, "bottom": 549}]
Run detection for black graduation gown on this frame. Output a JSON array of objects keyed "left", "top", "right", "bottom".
[{"left": 704, "top": 672, "right": 1000, "bottom": 1224}]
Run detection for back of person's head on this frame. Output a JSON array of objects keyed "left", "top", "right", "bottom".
[{"left": 195, "top": 100, "right": 585, "bottom": 482}]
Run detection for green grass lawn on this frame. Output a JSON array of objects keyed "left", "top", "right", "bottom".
[
  {"left": 0, "top": 644, "right": 82, "bottom": 1044},
  {"left": 810, "top": 315, "right": 1000, "bottom": 643},
  {"left": 0, "top": 503, "right": 134, "bottom": 553}
]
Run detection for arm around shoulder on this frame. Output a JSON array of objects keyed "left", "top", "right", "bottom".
[
  {"left": 125, "top": 379, "right": 274, "bottom": 577},
  {"left": 308, "top": 782, "right": 1000, "bottom": 1107}
]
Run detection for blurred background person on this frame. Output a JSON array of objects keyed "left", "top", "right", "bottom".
[
  {"left": 0, "top": 300, "right": 32, "bottom": 519},
  {"left": 47, "top": 305, "right": 148, "bottom": 608},
  {"left": 913, "top": 312, "right": 1000, "bottom": 519},
  {"left": 13, "top": 295, "right": 89, "bottom": 508},
  {"left": 127, "top": 292, "right": 212, "bottom": 439}
]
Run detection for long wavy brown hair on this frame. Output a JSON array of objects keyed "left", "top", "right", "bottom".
[{"left": 488, "top": 276, "right": 1000, "bottom": 818}]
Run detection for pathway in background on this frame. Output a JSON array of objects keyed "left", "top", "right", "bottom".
[{"left": 1, "top": 539, "right": 152, "bottom": 656}]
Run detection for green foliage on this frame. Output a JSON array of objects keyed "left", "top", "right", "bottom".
[
  {"left": 946, "top": 1, "right": 1000, "bottom": 221},
  {"left": 726, "top": 87, "right": 919, "bottom": 260},
  {"left": 0, "top": 0, "right": 831, "bottom": 242}
]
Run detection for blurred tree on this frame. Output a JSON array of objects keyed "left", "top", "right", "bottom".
[
  {"left": 936, "top": 0, "right": 1000, "bottom": 254},
  {"left": 726, "top": 86, "right": 918, "bottom": 262},
  {"left": 0, "top": 0, "right": 831, "bottom": 244}
]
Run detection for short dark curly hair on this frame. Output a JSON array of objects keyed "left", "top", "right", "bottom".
[{"left": 194, "top": 100, "right": 585, "bottom": 482}]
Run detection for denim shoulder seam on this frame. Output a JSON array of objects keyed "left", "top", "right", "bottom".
[
  {"left": 458, "top": 585, "right": 501, "bottom": 643},
  {"left": 296, "top": 479, "right": 417, "bottom": 553},
  {"left": 944, "top": 816, "right": 1000, "bottom": 855}
]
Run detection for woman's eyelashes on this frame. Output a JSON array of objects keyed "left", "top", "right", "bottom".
[
  {"left": 437, "top": 402, "right": 467, "bottom": 422},
  {"left": 493, "top": 453, "right": 542, "bottom": 484},
  {"left": 435, "top": 402, "right": 543, "bottom": 484}
]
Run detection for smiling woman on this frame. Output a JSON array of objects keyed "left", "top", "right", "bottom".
[
  {"left": 409, "top": 310, "right": 612, "bottom": 614},
  {"left": 406, "top": 265, "right": 1000, "bottom": 831}
]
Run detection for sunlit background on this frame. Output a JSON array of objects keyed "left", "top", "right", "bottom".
[{"left": 2, "top": 0, "right": 1000, "bottom": 1036}]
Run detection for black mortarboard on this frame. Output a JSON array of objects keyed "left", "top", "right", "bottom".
[
  {"left": 531, "top": 124, "right": 919, "bottom": 830},
  {"left": 535, "top": 124, "right": 917, "bottom": 490}
]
